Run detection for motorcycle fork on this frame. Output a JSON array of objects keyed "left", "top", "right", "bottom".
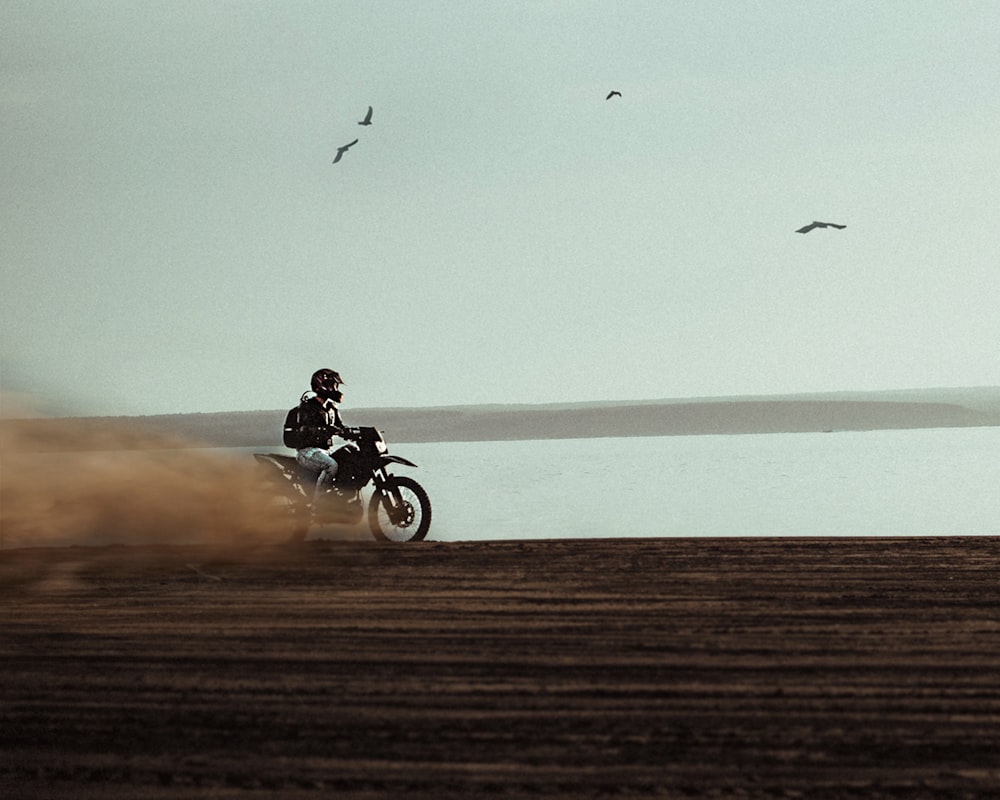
[{"left": 373, "top": 468, "right": 403, "bottom": 510}]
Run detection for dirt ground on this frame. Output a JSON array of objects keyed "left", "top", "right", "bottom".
[{"left": 3, "top": 536, "right": 1000, "bottom": 799}]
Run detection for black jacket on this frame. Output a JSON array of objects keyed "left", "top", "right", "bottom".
[{"left": 296, "top": 396, "right": 345, "bottom": 449}]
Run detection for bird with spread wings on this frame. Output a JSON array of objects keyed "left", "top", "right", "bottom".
[
  {"left": 796, "top": 221, "right": 847, "bottom": 234},
  {"left": 332, "top": 139, "right": 358, "bottom": 164}
]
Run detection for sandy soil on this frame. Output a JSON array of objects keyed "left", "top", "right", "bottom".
[{"left": 3, "top": 536, "right": 1000, "bottom": 798}]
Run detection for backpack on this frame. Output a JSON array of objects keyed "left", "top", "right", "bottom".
[{"left": 282, "top": 404, "right": 306, "bottom": 449}]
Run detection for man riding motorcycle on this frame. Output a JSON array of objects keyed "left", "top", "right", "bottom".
[
  {"left": 264, "top": 371, "right": 431, "bottom": 541},
  {"left": 292, "top": 369, "right": 355, "bottom": 501}
]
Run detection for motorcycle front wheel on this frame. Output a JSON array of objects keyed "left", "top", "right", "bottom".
[{"left": 367, "top": 476, "right": 432, "bottom": 542}]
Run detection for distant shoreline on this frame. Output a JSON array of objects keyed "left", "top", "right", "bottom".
[{"left": 4, "top": 388, "right": 1000, "bottom": 451}]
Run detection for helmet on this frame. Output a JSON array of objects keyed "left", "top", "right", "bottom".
[{"left": 310, "top": 368, "right": 344, "bottom": 402}]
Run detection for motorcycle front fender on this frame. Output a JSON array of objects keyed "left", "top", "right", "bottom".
[{"left": 381, "top": 454, "right": 418, "bottom": 468}]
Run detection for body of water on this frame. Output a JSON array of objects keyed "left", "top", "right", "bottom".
[{"left": 327, "top": 427, "right": 1000, "bottom": 540}]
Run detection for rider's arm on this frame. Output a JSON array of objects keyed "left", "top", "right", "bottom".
[{"left": 329, "top": 406, "right": 351, "bottom": 437}]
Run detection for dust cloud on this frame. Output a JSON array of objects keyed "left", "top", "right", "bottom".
[{"left": 0, "top": 401, "right": 290, "bottom": 550}]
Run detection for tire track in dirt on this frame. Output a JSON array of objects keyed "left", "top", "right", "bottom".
[{"left": 3, "top": 537, "right": 1000, "bottom": 798}]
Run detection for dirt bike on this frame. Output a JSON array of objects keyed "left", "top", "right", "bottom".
[{"left": 253, "top": 426, "right": 432, "bottom": 542}]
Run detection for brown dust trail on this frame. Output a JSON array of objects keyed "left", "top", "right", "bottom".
[{"left": 1, "top": 400, "right": 288, "bottom": 551}]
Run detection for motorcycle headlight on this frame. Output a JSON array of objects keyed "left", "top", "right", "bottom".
[{"left": 375, "top": 439, "right": 388, "bottom": 454}]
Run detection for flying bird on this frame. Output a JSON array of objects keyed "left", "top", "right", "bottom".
[
  {"left": 795, "top": 221, "right": 847, "bottom": 234},
  {"left": 358, "top": 106, "right": 373, "bottom": 126},
  {"left": 606, "top": 90, "right": 622, "bottom": 100},
  {"left": 332, "top": 138, "right": 359, "bottom": 164}
]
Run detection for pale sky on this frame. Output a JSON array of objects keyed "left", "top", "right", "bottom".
[{"left": 3, "top": 1, "right": 1000, "bottom": 417}]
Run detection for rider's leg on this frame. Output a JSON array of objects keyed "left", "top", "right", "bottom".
[{"left": 295, "top": 448, "right": 340, "bottom": 498}]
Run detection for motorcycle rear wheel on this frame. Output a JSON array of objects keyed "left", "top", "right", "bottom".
[
  {"left": 367, "top": 476, "right": 432, "bottom": 542},
  {"left": 269, "top": 493, "right": 309, "bottom": 542}
]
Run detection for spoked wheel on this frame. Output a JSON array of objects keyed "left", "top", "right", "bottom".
[
  {"left": 367, "top": 476, "right": 432, "bottom": 542},
  {"left": 263, "top": 489, "right": 309, "bottom": 543},
  {"left": 253, "top": 456, "right": 310, "bottom": 542}
]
